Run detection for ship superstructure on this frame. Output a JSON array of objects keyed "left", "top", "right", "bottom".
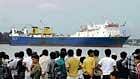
[{"left": 71, "top": 22, "right": 124, "bottom": 37}]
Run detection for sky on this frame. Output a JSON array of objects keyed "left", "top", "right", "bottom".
[{"left": 0, "top": 0, "right": 140, "bottom": 39}]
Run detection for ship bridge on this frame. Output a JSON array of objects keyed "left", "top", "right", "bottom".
[{"left": 70, "top": 22, "right": 122, "bottom": 37}]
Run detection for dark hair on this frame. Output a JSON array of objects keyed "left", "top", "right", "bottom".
[
  {"left": 61, "top": 48, "right": 66, "bottom": 52},
  {"left": 80, "top": 57, "right": 86, "bottom": 63},
  {"left": 105, "top": 49, "right": 111, "bottom": 57},
  {"left": 50, "top": 52, "right": 56, "bottom": 59},
  {"left": 111, "top": 55, "right": 117, "bottom": 60},
  {"left": 19, "top": 51, "right": 24, "bottom": 58},
  {"left": 4, "top": 54, "right": 9, "bottom": 59},
  {"left": 0, "top": 52, "right": 3, "bottom": 58},
  {"left": 110, "top": 71, "right": 119, "bottom": 79},
  {"left": 26, "top": 48, "right": 32, "bottom": 56},
  {"left": 134, "top": 49, "right": 140, "bottom": 54},
  {"left": 14, "top": 52, "right": 19, "bottom": 57},
  {"left": 135, "top": 55, "right": 140, "bottom": 60},
  {"left": 67, "top": 49, "right": 74, "bottom": 57},
  {"left": 76, "top": 48, "right": 82, "bottom": 56},
  {"left": 40, "top": 49, "right": 48, "bottom": 57},
  {"left": 120, "top": 51, "right": 127, "bottom": 59},
  {"left": 94, "top": 49, "right": 99, "bottom": 57},
  {"left": 0, "top": 52, "right": 6, "bottom": 58},
  {"left": 32, "top": 54, "right": 39, "bottom": 60},
  {"left": 87, "top": 49, "right": 94, "bottom": 56},
  {"left": 60, "top": 48, "right": 67, "bottom": 56},
  {"left": 60, "top": 51, "right": 66, "bottom": 58}
]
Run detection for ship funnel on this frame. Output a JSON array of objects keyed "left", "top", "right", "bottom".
[
  {"left": 43, "top": 27, "right": 53, "bottom": 35},
  {"left": 32, "top": 27, "right": 39, "bottom": 35}
]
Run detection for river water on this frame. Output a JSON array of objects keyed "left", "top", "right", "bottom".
[{"left": 0, "top": 44, "right": 139, "bottom": 59}]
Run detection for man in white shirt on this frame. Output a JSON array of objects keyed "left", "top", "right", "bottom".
[
  {"left": 98, "top": 49, "right": 116, "bottom": 79},
  {"left": 8, "top": 52, "right": 20, "bottom": 79},
  {"left": 39, "top": 49, "right": 49, "bottom": 79},
  {"left": 23, "top": 48, "right": 33, "bottom": 79}
]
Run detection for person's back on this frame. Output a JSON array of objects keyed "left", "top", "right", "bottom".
[
  {"left": 23, "top": 56, "right": 32, "bottom": 71},
  {"left": 83, "top": 56, "right": 95, "bottom": 76},
  {"left": 93, "top": 49, "right": 101, "bottom": 79},
  {"left": 56, "top": 58, "right": 66, "bottom": 78},
  {"left": 75, "top": 48, "right": 82, "bottom": 79},
  {"left": 17, "top": 58, "right": 26, "bottom": 79},
  {"left": 39, "top": 55, "right": 49, "bottom": 75},
  {"left": 124, "top": 49, "right": 140, "bottom": 79},
  {"left": 47, "top": 59, "right": 56, "bottom": 79},
  {"left": 116, "top": 51, "right": 129, "bottom": 79},
  {"left": 16, "top": 51, "right": 26, "bottom": 79},
  {"left": 98, "top": 49, "right": 116, "bottom": 79},
  {"left": 0, "top": 52, "right": 13, "bottom": 79},
  {"left": 23, "top": 48, "right": 32, "bottom": 79},
  {"left": 8, "top": 52, "right": 20, "bottom": 79},
  {"left": 55, "top": 51, "right": 67, "bottom": 79},
  {"left": 66, "top": 49, "right": 80, "bottom": 79},
  {"left": 0, "top": 64, "right": 12, "bottom": 79},
  {"left": 46, "top": 52, "right": 56, "bottom": 79},
  {"left": 23, "top": 48, "right": 32, "bottom": 69},
  {"left": 83, "top": 49, "right": 96, "bottom": 79},
  {"left": 99, "top": 57, "right": 116, "bottom": 75},
  {"left": 39, "top": 49, "right": 49, "bottom": 79},
  {"left": 66, "top": 57, "right": 80, "bottom": 78},
  {"left": 67, "top": 49, "right": 80, "bottom": 78},
  {"left": 0, "top": 52, "right": 5, "bottom": 79}
]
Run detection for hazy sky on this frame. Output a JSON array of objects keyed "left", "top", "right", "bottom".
[{"left": 0, "top": 0, "right": 140, "bottom": 38}]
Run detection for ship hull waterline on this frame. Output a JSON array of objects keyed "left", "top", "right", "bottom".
[{"left": 9, "top": 36, "right": 129, "bottom": 47}]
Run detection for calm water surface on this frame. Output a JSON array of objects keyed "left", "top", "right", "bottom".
[{"left": 0, "top": 44, "right": 139, "bottom": 59}]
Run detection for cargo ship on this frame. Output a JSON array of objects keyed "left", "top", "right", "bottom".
[{"left": 9, "top": 21, "right": 129, "bottom": 47}]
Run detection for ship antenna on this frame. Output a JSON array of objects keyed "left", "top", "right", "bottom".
[
  {"left": 40, "top": 19, "right": 44, "bottom": 27},
  {"left": 40, "top": 18, "right": 47, "bottom": 27}
]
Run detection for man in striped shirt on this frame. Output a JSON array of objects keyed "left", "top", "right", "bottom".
[{"left": 122, "top": 49, "right": 140, "bottom": 79}]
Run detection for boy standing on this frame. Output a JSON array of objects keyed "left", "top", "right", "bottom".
[
  {"left": 98, "top": 49, "right": 116, "bottom": 79},
  {"left": 83, "top": 49, "right": 96, "bottom": 79},
  {"left": 46, "top": 52, "right": 56, "bottom": 79},
  {"left": 30, "top": 54, "right": 41, "bottom": 79},
  {"left": 66, "top": 49, "right": 80, "bottom": 79}
]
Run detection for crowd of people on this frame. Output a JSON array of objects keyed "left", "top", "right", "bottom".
[{"left": 0, "top": 48, "right": 140, "bottom": 79}]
